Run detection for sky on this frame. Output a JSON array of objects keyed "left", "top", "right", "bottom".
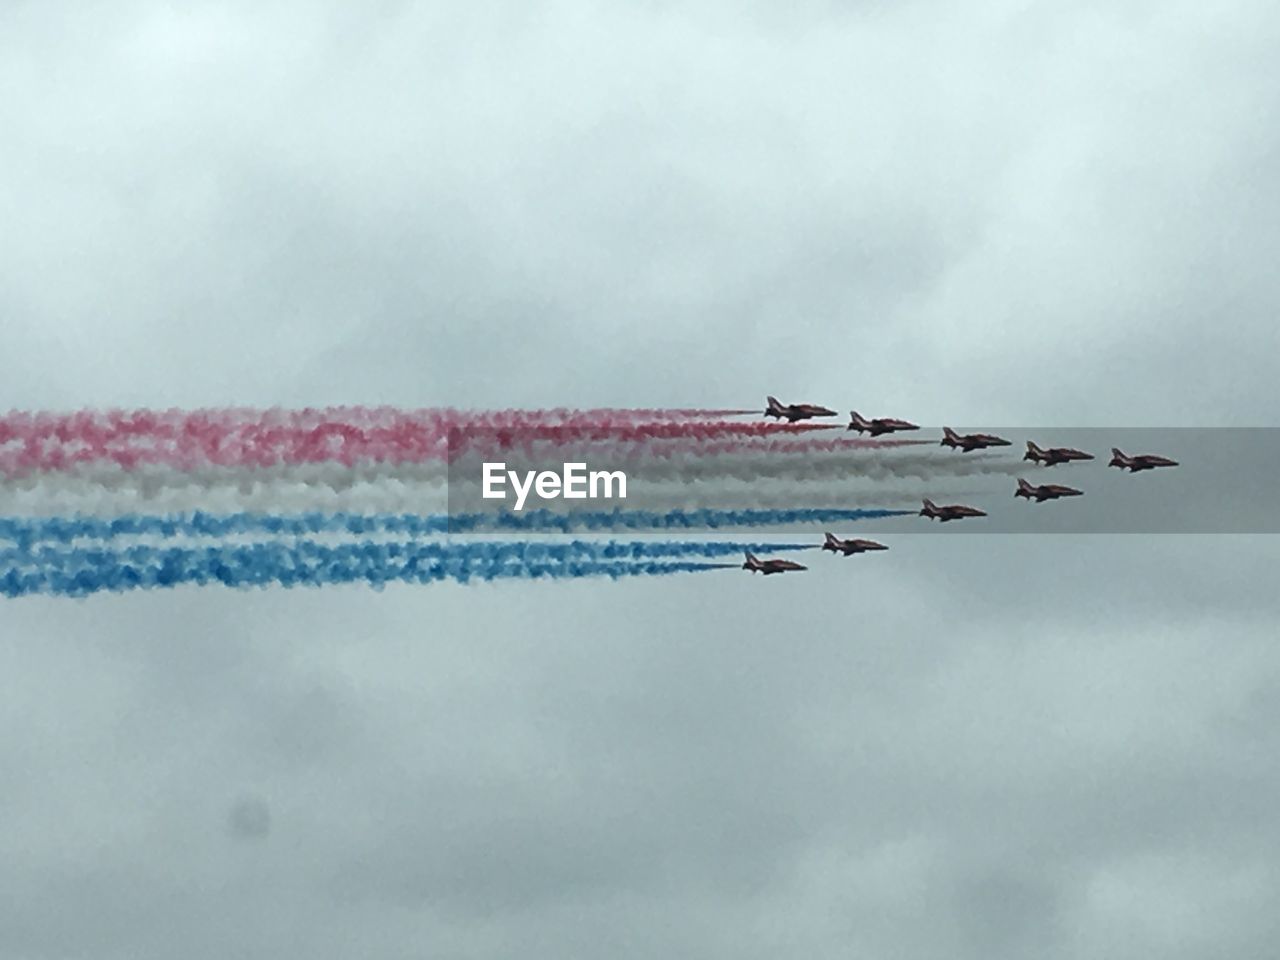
[{"left": 2, "top": 1, "right": 1280, "bottom": 957}]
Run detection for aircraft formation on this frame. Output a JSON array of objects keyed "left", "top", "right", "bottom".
[
  {"left": 2, "top": 403, "right": 1190, "bottom": 597},
  {"left": 744, "top": 396, "right": 1179, "bottom": 574}
]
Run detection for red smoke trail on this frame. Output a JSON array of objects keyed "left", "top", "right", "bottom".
[
  {"left": 0, "top": 409, "right": 837, "bottom": 475},
  {"left": 0, "top": 406, "right": 756, "bottom": 441},
  {"left": 447, "top": 420, "right": 838, "bottom": 454},
  {"left": 473, "top": 408, "right": 760, "bottom": 420},
  {"left": 0, "top": 417, "right": 448, "bottom": 474},
  {"left": 446, "top": 434, "right": 931, "bottom": 463},
  {"left": 624, "top": 435, "right": 934, "bottom": 459}
]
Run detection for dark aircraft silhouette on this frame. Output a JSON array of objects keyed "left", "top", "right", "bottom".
[
  {"left": 822, "top": 532, "right": 889, "bottom": 556},
  {"left": 1015, "top": 478, "right": 1084, "bottom": 502},
  {"left": 1024, "top": 441, "right": 1094, "bottom": 466},
  {"left": 1109, "top": 448, "right": 1179, "bottom": 472},
  {"left": 742, "top": 551, "right": 808, "bottom": 574},
  {"left": 919, "top": 498, "right": 988, "bottom": 522},
  {"left": 847, "top": 411, "right": 919, "bottom": 436},
  {"left": 764, "top": 396, "right": 838, "bottom": 422},
  {"left": 941, "top": 427, "right": 1012, "bottom": 452}
]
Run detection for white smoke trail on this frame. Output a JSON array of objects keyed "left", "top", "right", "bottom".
[
  {"left": 0, "top": 461, "right": 449, "bottom": 495},
  {"left": 1, "top": 445, "right": 1024, "bottom": 501},
  {"left": 451, "top": 449, "right": 1026, "bottom": 484},
  {"left": 0, "top": 467, "right": 987, "bottom": 519},
  {"left": 0, "top": 477, "right": 447, "bottom": 519},
  {"left": 448, "top": 475, "right": 989, "bottom": 513}
]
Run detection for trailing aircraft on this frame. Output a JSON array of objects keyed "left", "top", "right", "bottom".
[
  {"left": 763, "top": 396, "right": 838, "bottom": 422},
  {"left": 847, "top": 411, "right": 919, "bottom": 436},
  {"left": 1108, "top": 448, "right": 1179, "bottom": 472},
  {"left": 742, "top": 551, "right": 808, "bottom": 574},
  {"left": 941, "top": 427, "right": 1012, "bottom": 452},
  {"left": 1015, "top": 478, "right": 1084, "bottom": 502},
  {"left": 1023, "top": 441, "right": 1094, "bottom": 466},
  {"left": 919, "top": 498, "right": 988, "bottom": 522},
  {"left": 821, "top": 532, "right": 889, "bottom": 555}
]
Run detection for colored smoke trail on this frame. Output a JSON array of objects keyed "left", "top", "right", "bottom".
[
  {"left": 449, "top": 449, "right": 1022, "bottom": 487},
  {"left": 630, "top": 435, "right": 934, "bottom": 459},
  {"left": 0, "top": 435, "right": 929, "bottom": 493},
  {"left": 0, "top": 473, "right": 451, "bottom": 519},
  {"left": 448, "top": 420, "right": 837, "bottom": 454},
  {"left": 449, "top": 479, "right": 964, "bottom": 515},
  {"left": 0, "top": 513, "right": 815, "bottom": 560},
  {"left": 1, "top": 411, "right": 833, "bottom": 474},
  {"left": 0, "top": 407, "right": 757, "bottom": 442},
  {"left": 0, "top": 508, "right": 907, "bottom": 549},
  {"left": 447, "top": 506, "right": 912, "bottom": 532},
  {"left": 448, "top": 408, "right": 760, "bottom": 420},
  {"left": 0, "top": 541, "right": 749, "bottom": 599},
  {"left": 0, "top": 450, "right": 1003, "bottom": 516},
  {"left": 1, "top": 540, "right": 812, "bottom": 569},
  {"left": 0, "top": 462, "right": 454, "bottom": 497}
]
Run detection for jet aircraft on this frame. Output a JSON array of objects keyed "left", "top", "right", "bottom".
[
  {"left": 1108, "top": 448, "right": 1179, "bottom": 472},
  {"left": 919, "top": 498, "right": 988, "bottom": 522},
  {"left": 1015, "top": 478, "right": 1084, "bottom": 502},
  {"left": 763, "top": 396, "right": 838, "bottom": 422},
  {"left": 821, "top": 532, "right": 889, "bottom": 556},
  {"left": 847, "top": 411, "right": 919, "bottom": 436},
  {"left": 742, "top": 551, "right": 808, "bottom": 574},
  {"left": 941, "top": 427, "right": 1012, "bottom": 452},
  {"left": 1023, "top": 441, "right": 1094, "bottom": 466}
]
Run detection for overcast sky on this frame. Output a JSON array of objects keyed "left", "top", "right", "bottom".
[{"left": 3, "top": 2, "right": 1280, "bottom": 957}]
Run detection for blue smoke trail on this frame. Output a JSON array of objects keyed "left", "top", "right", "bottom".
[
  {"left": 452, "top": 507, "right": 911, "bottom": 532},
  {"left": 1, "top": 539, "right": 814, "bottom": 566},
  {"left": 0, "top": 542, "right": 744, "bottom": 599},
  {"left": 0, "top": 507, "right": 908, "bottom": 549}
]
